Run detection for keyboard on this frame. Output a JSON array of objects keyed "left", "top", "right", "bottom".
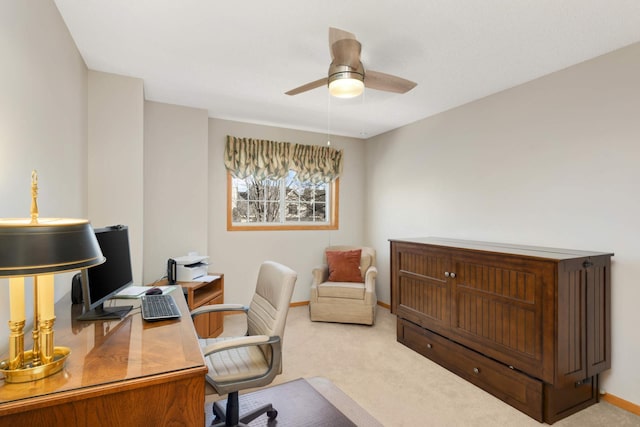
[{"left": 141, "top": 294, "right": 182, "bottom": 321}]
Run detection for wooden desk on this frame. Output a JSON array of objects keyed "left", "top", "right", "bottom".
[
  {"left": 160, "top": 273, "right": 224, "bottom": 338},
  {"left": 0, "top": 290, "right": 206, "bottom": 426}
]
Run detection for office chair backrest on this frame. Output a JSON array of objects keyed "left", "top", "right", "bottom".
[{"left": 247, "top": 261, "right": 297, "bottom": 339}]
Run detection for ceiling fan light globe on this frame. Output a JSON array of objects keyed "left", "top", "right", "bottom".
[{"left": 328, "top": 78, "right": 364, "bottom": 98}]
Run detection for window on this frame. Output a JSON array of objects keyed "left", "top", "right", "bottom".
[
  {"left": 224, "top": 135, "right": 343, "bottom": 231},
  {"left": 227, "top": 172, "right": 339, "bottom": 230}
]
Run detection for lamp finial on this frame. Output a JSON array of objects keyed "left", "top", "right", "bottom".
[{"left": 31, "top": 169, "right": 39, "bottom": 223}]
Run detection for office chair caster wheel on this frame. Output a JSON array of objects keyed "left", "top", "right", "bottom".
[{"left": 267, "top": 409, "right": 278, "bottom": 420}]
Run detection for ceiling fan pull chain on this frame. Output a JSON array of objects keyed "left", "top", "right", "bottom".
[
  {"left": 360, "top": 90, "right": 367, "bottom": 137},
  {"left": 327, "top": 92, "right": 331, "bottom": 146}
]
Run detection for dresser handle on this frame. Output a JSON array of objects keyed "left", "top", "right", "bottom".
[
  {"left": 444, "top": 272, "right": 450, "bottom": 278},
  {"left": 450, "top": 272, "right": 456, "bottom": 279},
  {"left": 473, "top": 367, "right": 480, "bottom": 375},
  {"left": 427, "top": 343, "right": 432, "bottom": 349}
]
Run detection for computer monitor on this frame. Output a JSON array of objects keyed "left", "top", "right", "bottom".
[{"left": 77, "top": 225, "right": 134, "bottom": 321}]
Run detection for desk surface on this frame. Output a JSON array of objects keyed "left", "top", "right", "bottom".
[{"left": 0, "top": 289, "right": 206, "bottom": 417}]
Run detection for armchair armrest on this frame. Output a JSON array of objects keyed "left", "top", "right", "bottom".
[
  {"left": 311, "top": 264, "right": 329, "bottom": 286},
  {"left": 190, "top": 303, "right": 248, "bottom": 319},
  {"left": 364, "top": 266, "right": 378, "bottom": 304},
  {"left": 364, "top": 265, "right": 378, "bottom": 287}
]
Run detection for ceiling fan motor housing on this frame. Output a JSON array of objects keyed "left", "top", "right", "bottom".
[{"left": 328, "top": 62, "right": 365, "bottom": 85}]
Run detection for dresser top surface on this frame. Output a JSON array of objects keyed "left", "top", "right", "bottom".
[{"left": 389, "top": 237, "right": 613, "bottom": 260}]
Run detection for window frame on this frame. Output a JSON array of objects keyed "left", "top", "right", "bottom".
[{"left": 226, "top": 172, "right": 339, "bottom": 231}]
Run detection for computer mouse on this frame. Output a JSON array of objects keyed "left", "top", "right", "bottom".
[{"left": 145, "top": 287, "right": 163, "bottom": 295}]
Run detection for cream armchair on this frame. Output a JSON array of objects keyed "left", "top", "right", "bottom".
[{"left": 310, "top": 245, "right": 377, "bottom": 325}]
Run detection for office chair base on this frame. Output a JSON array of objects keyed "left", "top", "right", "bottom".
[{"left": 212, "top": 391, "right": 278, "bottom": 427}]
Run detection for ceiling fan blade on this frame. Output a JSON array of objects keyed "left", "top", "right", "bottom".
[
  {"left": 285, "top": 77, "right": 328, "bottom": 96},
  {"left": 331, "top": 38, "right": 362, "bottom": 69},
  {"left": 364, "top": 70, "right": 417, "bottom": 94},
  {"left": 329, "top": 27, "right": 356, "bottom": 59}
]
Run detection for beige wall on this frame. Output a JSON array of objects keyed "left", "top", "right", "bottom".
[
  {"left": 88, "top": 71, "right": 144, "bottom": 285},
  {"left": 0, "top": 0, "right": 88, "bottom": 352},
  {"left": 207, "top": 119, "right": 366, "bottom": 305},
  {"left": 143, "top": 101, "right": 209, "bottom": 283},
  {"left": 365, "top": 42, "right": 640, "bottom": 406}
]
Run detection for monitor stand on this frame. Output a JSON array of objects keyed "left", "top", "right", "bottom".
[{"left": 77, "top": 303, "right": 133, "bottom": 321}]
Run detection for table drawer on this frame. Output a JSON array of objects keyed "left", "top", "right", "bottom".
[{"left": 398, "top": 318, "right": 544, "bottom": 422}]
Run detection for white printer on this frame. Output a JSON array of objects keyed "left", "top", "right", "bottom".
[{"left": 172, "top": 255, "right": 209, "bottom": 281}]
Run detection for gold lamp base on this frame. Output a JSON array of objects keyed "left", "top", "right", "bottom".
[{"left": 0, "top": 346, "right": 70, "bottom": 383}]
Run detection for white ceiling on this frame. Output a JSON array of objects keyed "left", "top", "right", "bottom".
[{"left": 54, "top": 0, "right": 640, "bottom": 139}]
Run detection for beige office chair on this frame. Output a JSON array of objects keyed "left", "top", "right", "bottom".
[
  {"left": 191, "top": 261, "right": 297, "bottom": 427},
  {"left": 310, "top": 245, "right": 377, "bottom": 325}
]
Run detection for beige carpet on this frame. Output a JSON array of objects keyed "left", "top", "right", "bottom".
[{"left": 215, "top": 305, "right": 640, "bottom": 427}]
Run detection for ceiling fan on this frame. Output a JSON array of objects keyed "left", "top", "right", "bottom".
[{"left": 285, "top": 27, "right": 417, "bottom": 98}]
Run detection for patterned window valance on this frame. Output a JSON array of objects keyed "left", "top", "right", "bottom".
[{"left": 224, "top": 135, "right": 343, "bottom": 183}]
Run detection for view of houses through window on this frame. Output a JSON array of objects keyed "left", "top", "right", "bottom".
[{"left": 231, "top": 171, "right": 330, "bottom": 225}]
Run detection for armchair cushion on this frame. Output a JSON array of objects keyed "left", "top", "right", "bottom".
[
  {"left": 326, "top": 249, "right": 363, "bottom": 283},
  {"left": 317, "top": 282, "right": 365, "bottom": 299}
]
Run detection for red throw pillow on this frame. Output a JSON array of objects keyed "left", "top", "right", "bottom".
[{"left": 326, "top": 249, "right": 363, "bottom": 283}]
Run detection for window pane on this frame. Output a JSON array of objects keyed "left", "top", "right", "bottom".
[
  {"left": 286, "top": 203, "right": 299, "bottom": 220},
  {"left": 314, "top": 202, "right": 326, "bottom": 221},
  {"left": 264, "top": 201, "right": 280, "bottom": 222},
  {"left": 300, "top": 202, "right": 313, "bottom": 221},
  {"left": 233, "top": 200, "right": 247, "bottom": 222}
]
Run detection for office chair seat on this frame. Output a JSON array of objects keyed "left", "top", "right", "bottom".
[{"left": 202, "top": 336, "right": 270, "bottom": 383}]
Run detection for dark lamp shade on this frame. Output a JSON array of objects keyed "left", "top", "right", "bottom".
[{"left": 0, "top": 218, "right": 105, "bottom": 277}]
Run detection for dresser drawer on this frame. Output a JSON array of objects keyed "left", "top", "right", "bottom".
[
  {"left": 544, "top": 376, "right": 599, "bottom": 423},
  {"left": 398, "top": 318, "right": 544, "bottom": 422}
]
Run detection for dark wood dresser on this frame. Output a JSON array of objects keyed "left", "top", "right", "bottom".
[{"left": 390, "top": 237, "right": 612, "bottom": 424}]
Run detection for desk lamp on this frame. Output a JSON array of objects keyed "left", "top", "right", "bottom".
[{"left": 0, "top": 171, "right": 105, "bottom": 383}]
